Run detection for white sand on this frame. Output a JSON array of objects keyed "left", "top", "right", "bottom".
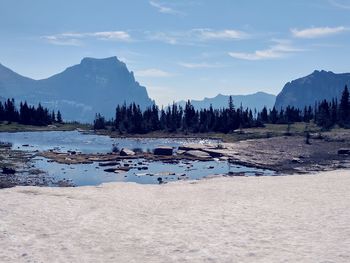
[{"left": 1, "top": 170, "right": 350, "bottom": 263}]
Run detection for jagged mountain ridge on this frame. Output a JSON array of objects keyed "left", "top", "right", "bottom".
[
  {"left": 275, "top": 70, "right": 350, "bottom": 109},
  {"left": 0, "top": 57, "right": 154, "bottom": 122},
  {"left": 176, "top": 92, "right": 276, "bottom": 111}
]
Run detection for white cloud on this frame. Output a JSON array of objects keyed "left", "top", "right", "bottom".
[
  {"left": 92, "top": 31, "right": 131, "bottom": 41},
  {"left": 178, "top": 62, "right": 223, "bottom": 69},
  {"left": 148, "top": 32, "right": 180, "bottom": 45},
  {"left": 291, "top": 26, "right": 347, "bottom": 38},
  {"left": 229, "top": 42, "right": 303, "bottom": 61},
  {"left": 149, "top": 1, "right": 183, "bottom": 15},
  {"left": 193, "top": 29, "right": 249, "bottom": 40},
  {"left": 43, "top": 36, "right": 82, "bottom": 46},
  {"left": 147, "top": 28, "right": 248, "bottom": 45},
  {"left": 134, "top": 68, "right": 174, "bottom": 77},
  {"left": 42, "top": 31, "right": 131, "bottom": 45},
  {"left": 329, "top": 0, "right": 350, "bottom": 9}
]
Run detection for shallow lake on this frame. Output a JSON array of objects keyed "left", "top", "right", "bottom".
[
  {"left": 0, "top": 131, "right": 218, "bottom": 153},
  {"left": 1, "top": 131, "right": 275, "bottom": 186}
]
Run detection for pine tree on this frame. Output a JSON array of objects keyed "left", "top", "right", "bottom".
[
  {"left": 93, "top": 113, "right": 106, "bottom": 130},
  {"left": 56, "top": 110, "right": 63, "bottom": 123},
  {"left": 51, "top": 111, "right": 56, "bottom": 123},
  {"left": 339, "top": 85, "right": 350, "bottom": 127}
]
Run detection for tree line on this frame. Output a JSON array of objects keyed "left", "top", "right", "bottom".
[
  {"left": 0, "top": 99, "right": 63, "bottom": 126},
  {"left": 94, "top": 85, "right": 350, "bottom": 133}
]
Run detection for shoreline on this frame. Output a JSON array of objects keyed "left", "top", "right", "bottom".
[{"left": 1, "top": 127, "right": 350, "bottom": 188}]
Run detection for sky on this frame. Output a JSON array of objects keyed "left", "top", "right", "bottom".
[{"left": 1, "top": 0, "right": 350, "bottom": 106}]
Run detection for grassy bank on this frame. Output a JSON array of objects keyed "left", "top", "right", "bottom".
[
  {"left": 0, "top": 122, "right": 91, "bottom": 132},
  {"left": 2, "top": 121, "right": 347, "bottom": 144},
  {"left": 96, "top": 122, "right": 325, "bottom": 142}
]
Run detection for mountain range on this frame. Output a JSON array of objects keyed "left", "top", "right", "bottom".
[
  {"left": 0, "top": 57, "right": 153, "bottom": 122},
  {"left": 275, "top": 70, "right": 350, "bottom": 110},
  {"left": 176, "top": 92, "right": 276, "bottom": 111},
  {"left": 1, "top": 57, "right": 350, "bottom": 123}
]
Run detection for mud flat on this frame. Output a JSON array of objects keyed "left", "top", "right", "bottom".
[
  {"left": 0, "top": 169, "right": 349, "bottom": 262},
  {"left": 223, "top": 134, "right": 350, "bottom": 173},
  {"left": 0, "top": 143, "right": 49, "bottom": 188},
  {"left": 38, "top": 133, "right": 350, "bottom": 174}
]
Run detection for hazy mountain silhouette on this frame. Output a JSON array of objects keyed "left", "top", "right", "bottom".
[
  {"left": 0, "top": 57, "right": 153, "bottom": 122},
  {"left": 275, "top": 70, "right": 350, "bottom": 110},
  {"left": 177, "top": 92, "right": 276, "bottom": 111}
]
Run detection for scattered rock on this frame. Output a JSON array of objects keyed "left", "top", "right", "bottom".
[
  {"left": 154, "top": 146, "right": 173, "bottom": 156},
  {"left": 184, "top": 150, "right": 211, "bottom": 159},
  {"left": 98, "top": 161, "right": 119, "bottom": 167},
  {"left": 178, "top": 144, "right": 206, "bottom": 151},
  {"left": 228, "top": 171, "right": 245, "bottom": 176},
  {"left": 118, "top": 166, "right": 131, "bottom": 172},
  {"left": 291, "top": 157, "right": 302, "bottom": 164},
  {"left": 114, "top": 170, "right": 127, "bottom": 174},
  {"left": 338, "top": 148, "right": 350, "bottom": 155},
  {"left": 120, "top": 148, "right": 135, "bottom": 156},
  {"left": 202, "top": 149, "right": 224, "bottom": 158},
  {"left": 176, "top": 150, "right": 186, "bottom": 155},
  {"left": 2, "top": 167, "right": 16, "bottom": 174},
  {"left": 156, "top": 172, "right": 176, "bottom": 177},
  {"left": 104, "top": 168, "right": 117, "bottom": 173}
]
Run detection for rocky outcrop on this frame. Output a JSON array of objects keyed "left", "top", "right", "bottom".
[
  {"left": 154, "top": 146, "right": 173, "bottom": 156},
  {"left": 120, "top": 148, "right": 135, "bottom": 156},
  {"left": 338, "top": 148, "right": 350, "bottom": 155},
  {"left": 184, "top": 150, "right": 211, "bottom": 159}
]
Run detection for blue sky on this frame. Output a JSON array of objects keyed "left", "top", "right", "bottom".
[{"left": 1, "top": 0, "right": 350, "bottom": 105}]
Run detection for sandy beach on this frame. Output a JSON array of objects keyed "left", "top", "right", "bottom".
[{"left": 1, "top": 170, "right": 350, "bottom": 262}]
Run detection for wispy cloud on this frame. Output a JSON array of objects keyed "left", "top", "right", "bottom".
[
  {"left": 147, "top": 28, "right": 249, "bottom": 45},
  {"left": 291, "top": 26, "right": 348, "bottom": 38},
  {"left": 148, "top": 32, "right": 181, "bottom": 45},
  {"left": 228, "top": 41, "right": 304, "bottom": 61},
  {"left": 193, "top": 29, "right": 249, "bottom": 40},
  {"left": 91, "top": 31, "right": 131, "bottom": 41},
  {"left": 42, "top": 35, "right": 82, "bottom": 46},
  {"left": 149, "top": 1, "right": 184, "bottom": 15},
  {"left": 134, "top": 68, "right": 174, "bottom": 77},
  {"left": 178, "top": 62, "right": 223, "bottom": 69},
  {"left": 329, "top": 0, "right": 350, "bottom": 9},
  {"left": 42, "top": 31, "right": 131, "bottom": 46}
]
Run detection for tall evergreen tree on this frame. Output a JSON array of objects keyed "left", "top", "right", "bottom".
[
  {"left": 339, "top": 85, "right": 350, "bottom": 126},
  {"left": 56, "top": 110, "right": 63, "bottom": 123}
]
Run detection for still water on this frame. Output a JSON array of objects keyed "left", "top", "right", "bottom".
[
  {"left": 0, "top": 131, "right": 217, "bottom": 153},
  {"left": 1, "top": 131, "right": 275, "bottom": 186}
]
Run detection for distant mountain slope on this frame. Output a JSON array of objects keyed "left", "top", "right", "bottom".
[
  {"left": 275, "top": 70, "right": 350, "bottom": 110},
  {"left": 0, "top": 57, "right": 154, "bottom": 122},
  {"left": 177, "top": 92, "right": 276, "bottom": 111}
]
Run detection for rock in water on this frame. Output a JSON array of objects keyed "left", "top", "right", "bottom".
[
  {"left": 154, "top": 146, "right": 173, "bottom": 156},
  {"left": 184, "top": 150, "right": 211, "bottom": 159},
  {"left": 2, "top": 167, "right": 16, "bottom": 174},
  {"left": 120, "top": 148, "right": 135, "bottom": 156},
  {"left": 338, "top": 148, "right": 350, "bottom": 155}
]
